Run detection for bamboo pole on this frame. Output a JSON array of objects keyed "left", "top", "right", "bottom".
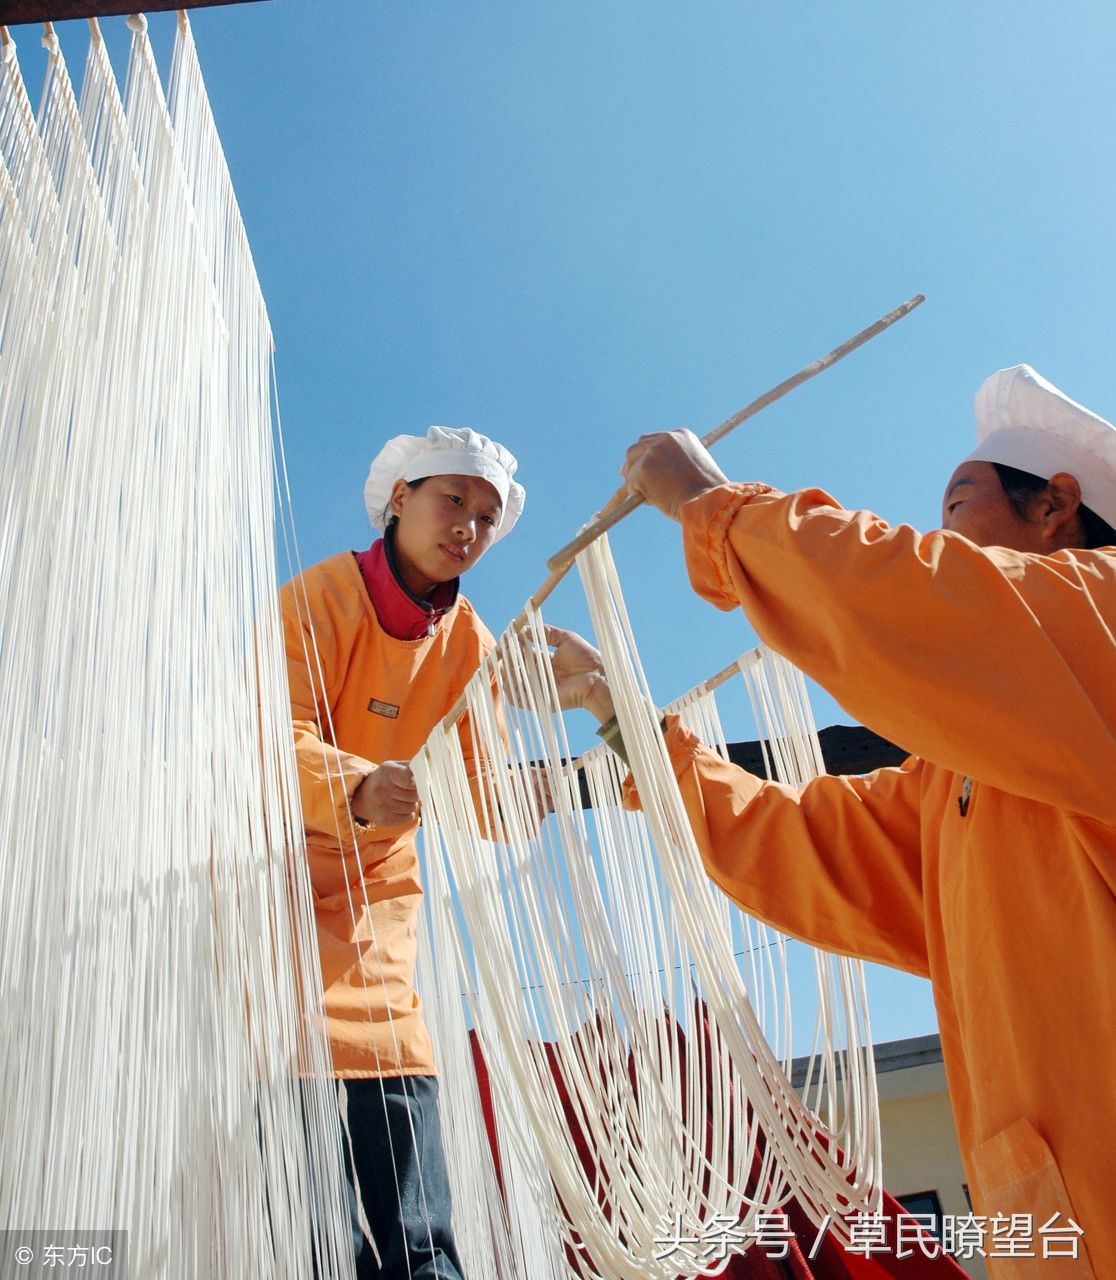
[
  {"left": 439, "top": 293, "right": 924, "bottom": 732},
  {"left": 439, "top": 563, "right": 576, "bottom": 732},
  {"left": 693, "top": 650, "right": 758, "bottom": 699},
  {"left": 546, "top": 292, "right": 924, "bottom": 573}
]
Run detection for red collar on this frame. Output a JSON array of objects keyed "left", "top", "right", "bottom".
[{"left": 354, "top": 533, "right": 459, "bottom": 641}]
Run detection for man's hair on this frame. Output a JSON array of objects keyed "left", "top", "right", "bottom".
[{"left": 991, "top": 462, "right": 1116, "bottom": 550}]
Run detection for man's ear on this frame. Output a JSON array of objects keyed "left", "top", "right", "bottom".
[
  {"left": 388, "top": 478, "right": 410, "bottom": 521},
  {"left": 1038, "top": 472, "right": 1083, "bottom": 543}
]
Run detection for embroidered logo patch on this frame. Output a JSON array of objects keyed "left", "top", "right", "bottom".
[{"left": 368, "top": 698, "right": 400, "bottom": 718}]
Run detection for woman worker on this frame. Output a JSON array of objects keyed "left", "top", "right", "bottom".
[
  {"left": 547, "top": 364, "right": 1116, "bottom": 1277},
  {"left": 280, "top": 426, "right": 525, "bottom": 1279}
]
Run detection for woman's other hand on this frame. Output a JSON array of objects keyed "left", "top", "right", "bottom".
[
  {"left": 352, "top": 760, "right": 421, "bottom": 827},
  {"left": 541, "top": 624, "right": 615, "bottom": 723}
]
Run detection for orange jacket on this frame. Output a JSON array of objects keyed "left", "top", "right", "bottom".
[
  {"left": 653, "top": 482, "right": 1116, "bottom": 1278},
  {"left": 280, "top": 551, "right": 494, "bottom": 1078}
]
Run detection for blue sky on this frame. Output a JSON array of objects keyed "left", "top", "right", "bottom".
[{"left": 18, "top": 1, "right": 1116, "bottom": 1044}]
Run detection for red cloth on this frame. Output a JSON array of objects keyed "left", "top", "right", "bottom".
[
  {"left": 467, "top": 1027, "right": 966, "bottom": 1280},
  {"left": 353, "top": 533, "right": 458, "bottom": 640}
]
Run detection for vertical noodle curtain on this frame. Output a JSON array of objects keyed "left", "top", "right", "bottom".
[
  {"left": 0, "top": 17, "right": 353, "bottom": 1278},
  {"left": 413, "top": 535, "right": 882, "bottom": 1280}
]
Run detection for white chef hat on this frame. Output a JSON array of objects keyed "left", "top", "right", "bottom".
[
  {"left": 965, "top": 364, "right": 1116, "bottom": 528},
  {"left": 363, "top": 426, "right": 526, "bottom": 541}
]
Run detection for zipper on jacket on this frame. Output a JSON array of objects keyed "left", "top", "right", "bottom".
[{"left": 958, "top": 776, "right": 972, "bottom": 818}]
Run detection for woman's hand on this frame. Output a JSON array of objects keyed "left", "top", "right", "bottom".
[
  {"left": 621, "top": 429, "right": 729, "bottom": 522},
  {"left": 540, "top": 624, "right": 615, "bottom": 724},
  {"left": 352, "top": 760, "right": 421, "bottom": 827}
]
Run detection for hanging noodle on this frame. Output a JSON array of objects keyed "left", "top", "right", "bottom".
[{"left": 412, "top": 535, "right": 882, "bottom": 1280}]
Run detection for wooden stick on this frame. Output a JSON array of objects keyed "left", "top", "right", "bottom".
[
  {"left": 439, "top": 561, "right": 576, "bottom": 731},
  {"left": 696, "top": 652, "right": 755, "bottom": 697},
  {"left": 439, "top": 293, "right": 924, "bottom": 734},
  {"left": 546, "top": 292, "right": 925, "bottom": 572}
]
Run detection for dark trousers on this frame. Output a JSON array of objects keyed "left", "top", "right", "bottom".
[{"left": 342, "top": 1076, "right": 465, "bottom": 1280}]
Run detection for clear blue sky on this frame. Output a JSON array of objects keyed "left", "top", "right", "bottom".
[{"left": 18, "top": 1, "right": 1116, "bottom": 1044}]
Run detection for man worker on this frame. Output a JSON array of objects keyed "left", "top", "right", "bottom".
[{"left": 548, "top": 364, "right": 1116, "bottom": 1277}]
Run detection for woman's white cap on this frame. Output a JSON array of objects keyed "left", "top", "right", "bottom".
[
  {"left": 364, "top": 426, "right": 526, "bottom": 541},
  {"left": 966, "top": 364, "right": 1116, "bottom": 528}
]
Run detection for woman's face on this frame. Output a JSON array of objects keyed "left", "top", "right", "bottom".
[
  {"left": 940, "top": 461, "right": 1045, "bottom": 551},
  {"left": 389, "top": 473, "right": 503, "bottom": 597}
]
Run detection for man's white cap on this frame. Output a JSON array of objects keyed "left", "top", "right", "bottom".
[
  {"left": 966, "top": 364, "right": 1116, "bottom": 528},
  {"left": 364, "top": 425, "right": 526, "bottom": 541}
]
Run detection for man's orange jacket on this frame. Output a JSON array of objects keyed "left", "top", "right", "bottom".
[{"left": 653, "top": 482, "right": 1116, "bottom": 1279}]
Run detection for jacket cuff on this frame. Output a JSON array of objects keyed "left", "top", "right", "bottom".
[
  {"left": 620, "top": 715, "right": 705, "bottom": 810},
  {"left": 596, "top": 712, "right": 670, "bottom": 770},
  {"left": 681, "top": 482, "right": 775, "bottom": 609},
  {"left": 296, "top": 731, "right": 376, "bottom": 842},
  {"left": 595, "top": 715, "right": 630, "bottom": 767}
]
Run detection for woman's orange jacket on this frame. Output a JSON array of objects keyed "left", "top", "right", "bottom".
[{"left": 280, "top": 551, "right": 494, "bottom": 1078}]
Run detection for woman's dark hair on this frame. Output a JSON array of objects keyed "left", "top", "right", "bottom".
[
  {"left": 381, "top": 476, "right": 427, "bottom": 530},
  {"left": 991, "top": 462, "right": 1116, "bottom": 550}
]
